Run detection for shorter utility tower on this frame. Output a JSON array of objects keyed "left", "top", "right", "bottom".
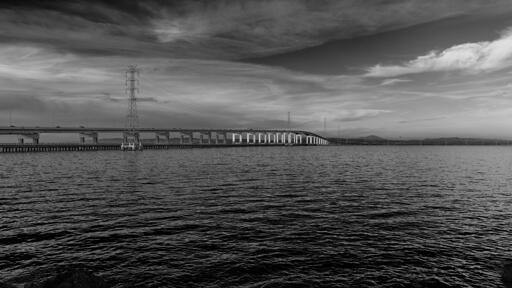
[{"left": 121, "top": 65, "right": 143, "bottom": 151}]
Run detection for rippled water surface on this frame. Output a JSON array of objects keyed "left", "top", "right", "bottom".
[{"left": 1, "top": 146, "right": 511, "bottom": 287}]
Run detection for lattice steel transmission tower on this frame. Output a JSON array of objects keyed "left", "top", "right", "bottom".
[{"left": 121, "top": 65, "right": 143, "bottom": 151}]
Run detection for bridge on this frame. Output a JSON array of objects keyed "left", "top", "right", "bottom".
[
  {"left": 0, "top": 126, "right": 329, "bottom": 153},
  {"left": 0, "top": 67, "right": 329, "bottom": 153}
]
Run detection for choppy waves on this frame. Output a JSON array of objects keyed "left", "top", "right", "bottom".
[{"left": 1, "top": 146, "right": 511, "bottom": 287}]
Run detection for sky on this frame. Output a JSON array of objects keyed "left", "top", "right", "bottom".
[{"left": 2, "top": 0, "right": 512, "bottom": 138}]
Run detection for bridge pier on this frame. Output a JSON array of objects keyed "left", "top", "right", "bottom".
[
  {"left": 200, "top": 132, "right": 210, "bottom": 144},
  {"left": 180, "top": 132, "right": 192, "bottom": 144},
  {"left": 246, "top": 133, "right": 254, "bottom": 144},
  {"left": 18, "top": 133, "right": 40, "bottom": 144},
  {"left": 232, "top": 133, "right": 243, "bottom": 144},
  {"left": 210, "top": 132, "right": 217, "bottom": 144},
  {"left": 218, "top": 132, "right": 226, "bottom": 144},
  {"left": 295, "top": 134, "right": 302, "bottom": 144},
  {"left": 80, "top": 132, "right": 98, "bottom": 144},
  {"left": 155, "top": 132, "right": 170, "bottom": 144}
]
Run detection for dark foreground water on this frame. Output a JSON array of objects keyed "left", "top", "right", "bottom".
[{"left": 1, "top": 146, "right": 511, "bottom": 287}]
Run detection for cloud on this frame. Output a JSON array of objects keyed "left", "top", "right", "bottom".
[
  {"left": 152, "top": 0, "right": 503, "bottom": 58},
  {"left": 380, "top": 78, "right": 412, "bottom": 86},
  {"left": 398, "top": 116, "right": 447, "bottom": 124},
  {"left": 0, "top": 42, "right": 392, "bottom": 131},
  {"left": 0, "top": 45, "right": 112, "bottom": 82},
  {"left": 2, "top": 0, "right": 511, "bottom": 59},
  {"left": 366, "top": 28, "right": 512, "bottom": 77},
  {"left": 334, "top": 109, "right": 391, "bottom": 122}
]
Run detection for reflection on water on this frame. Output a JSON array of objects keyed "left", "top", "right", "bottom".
[{"left": 1, "top": 146, "right": 511, "bottom": 287}]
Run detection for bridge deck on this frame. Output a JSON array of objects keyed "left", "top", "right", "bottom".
[{"left": 0, "top": 126, "right": 323, "bottom": 136}]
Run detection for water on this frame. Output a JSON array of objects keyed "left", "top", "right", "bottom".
[{"left": 1, "top": 146, "right": 511, "bottom": 287}]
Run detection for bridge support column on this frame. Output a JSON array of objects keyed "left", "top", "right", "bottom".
[
  {"left": 180, "top": 132, "right": 193, "bottom": 144},
  {"left": 156, "top": 132, "right": 170, "bottom": 144},
  {"left": 232, "top": 133, "right": 242, "bottom": 144},
  {"left": 80, "top": 132, "right": 98, "bottom": 144},
  {"left": 295, "top": 134, "right": 302, "bottom": 144},
  {"left": 17, "top": 133, "right": 40, "bottom": 144}
]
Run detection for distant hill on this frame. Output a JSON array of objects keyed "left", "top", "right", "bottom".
[
  {"left": 358, "top": 135, "right": 385, "bottom": 141},
  {"left": 327, "top": 136, "right": 511, "bottom": 145}
]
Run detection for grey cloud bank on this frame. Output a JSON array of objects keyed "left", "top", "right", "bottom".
[{"left": 2, "top": 0, "right": 512, "bottom": 138}]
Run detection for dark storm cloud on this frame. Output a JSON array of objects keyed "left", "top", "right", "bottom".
[
  {"left": 0, "top": 0, "right": 155, "bottom": 23},
  {"left": 2, "top": 0, "right": 510, "bottom": 59}
]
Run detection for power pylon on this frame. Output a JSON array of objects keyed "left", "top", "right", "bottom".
[{"left": 121, "top": 65, "right": 143, "bottom": 151}]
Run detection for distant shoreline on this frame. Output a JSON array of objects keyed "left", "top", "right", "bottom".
[{"left": 327, "top": 136, "right": 512, "bottom": 146}]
